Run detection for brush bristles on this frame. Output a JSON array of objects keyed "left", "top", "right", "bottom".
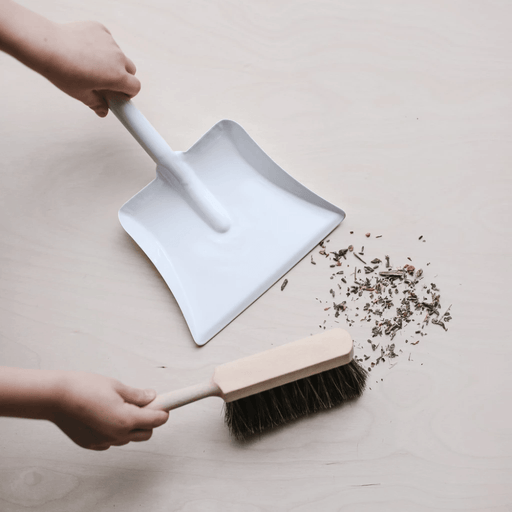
[{"left": 224, "top": 359, "right": 367, "bottom": 440}]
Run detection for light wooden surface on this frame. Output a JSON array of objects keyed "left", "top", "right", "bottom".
[{"left": 1, "top": 1, "right": 511, "bottom": 510}]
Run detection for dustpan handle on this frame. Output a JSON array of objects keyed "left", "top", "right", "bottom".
[
  {"left": 106, "top": 94, "right": 179, "bottom": 167},
  {"left": 106, "top": 94, "right": 231, "bottom": 233}
]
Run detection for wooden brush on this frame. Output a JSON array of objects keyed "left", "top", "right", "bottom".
[{"left": 146, "top": 329, "right": 367, "bottom": 440}]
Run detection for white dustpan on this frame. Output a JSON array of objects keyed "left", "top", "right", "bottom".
[{"left": 108, "top": 96, "right": 345, "bottom": 345}]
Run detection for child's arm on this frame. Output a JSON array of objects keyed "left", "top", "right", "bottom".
[
  {"left": 0, "top": 367, "right": 169, "bottom": 450},
  {"left": 0, "top": 0, "right": 140, "bottom": 116}
]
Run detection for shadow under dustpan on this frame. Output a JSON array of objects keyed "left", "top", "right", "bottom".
[{"left": 108, "top": 95, "right": 345, "bottom": 346}]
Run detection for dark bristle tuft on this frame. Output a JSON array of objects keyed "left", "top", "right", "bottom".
[{"left": 224, "top": 359, "right": 367, "bottom": 440}]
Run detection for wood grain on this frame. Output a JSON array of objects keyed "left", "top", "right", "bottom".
[{"left": 1, "top": 0, "right": 511, "bottom": 510}]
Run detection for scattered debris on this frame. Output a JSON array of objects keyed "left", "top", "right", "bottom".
[
  {"left": 354, "top": 253, "right": 367, "bottom": 265},
  {"left": 312, "top": 235, "right": 451, "bottom": 374}
]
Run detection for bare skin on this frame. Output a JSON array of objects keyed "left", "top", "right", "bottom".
[
  {"left": 0, "top": 367, "right": 169, "bottom": 451},
  {"left": 0, "top": 2, "right": 164, "bottom": 450},
  {"left": 0, "top": 0, "right": 140, "bottom": 116}
]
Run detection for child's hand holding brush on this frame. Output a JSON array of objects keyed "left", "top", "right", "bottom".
[{"left": 0, "top": 368, "right": 169, "bottom": 450}]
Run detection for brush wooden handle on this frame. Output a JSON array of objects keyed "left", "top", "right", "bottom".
[
  {"left": 214, "top": 328, "right": 353, "bottom": 402},
  {"left": 146, "top": 381, "right": 221, "bottom": 411},
  {"left": 146, "top": 329, "right": 353, "bottom": 411}
]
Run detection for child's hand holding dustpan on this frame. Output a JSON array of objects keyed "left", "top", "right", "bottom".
[
  {"left": 0, "top": 1, "right": 140, "bottom": 117},
  {"left": 107, "top": 94, "right": 346, "bottom": 345}
]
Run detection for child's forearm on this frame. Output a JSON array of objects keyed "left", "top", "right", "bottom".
[
  {"left": 0, "top": 0, "right": 57, "bottom": 74},
  {"left": 0, "top": 0, "right": 140, "bottom": 116},
  {"left": 0, "top": 367, "right": 62, "bottom": 420}
]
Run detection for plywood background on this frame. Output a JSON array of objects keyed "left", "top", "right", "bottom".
[{"left": 1, "top": 1, "right": 511, "bottom": 510}]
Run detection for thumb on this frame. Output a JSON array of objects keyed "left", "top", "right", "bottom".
[
  {"left": 117, "top": 383, "right": 156, "bottom": 407},
  {"left": 112, "top": 72, "right": 141, "bottom": 98}
]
